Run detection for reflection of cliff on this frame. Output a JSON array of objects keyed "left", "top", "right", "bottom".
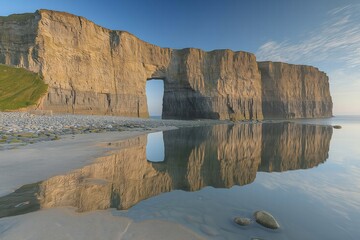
[
  {"left": 0, "top": 123, "right": 333, "bottom": 218},
  {"left": 160, "top": 125, "right": 262, "bottom": 191},
  {"left": 38, "top": 124, "right": 262, "bottom": 212},
  {"left": 38, "top": 136, "right": 172, "bottom": 211},
  {"left": 260, "top": 123, "right": 333, "bottom": 172}
]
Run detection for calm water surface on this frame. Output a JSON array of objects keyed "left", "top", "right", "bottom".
[{"left": 1, "top": 116, "right": 360, "bottom": 239}]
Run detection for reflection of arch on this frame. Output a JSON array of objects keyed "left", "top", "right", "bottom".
[
  {"left": 0, "top": 123, "right": 333, "bottom": 218},
  {"left": 146, "top": 132, "right": 165, "bottom": 162}
]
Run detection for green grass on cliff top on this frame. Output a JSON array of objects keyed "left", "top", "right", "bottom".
[
  {"left": 0, "top": 13, "right": 34, "bottom": 22},
  {"left": 0, "top": 64, "right": 48, "bottom": 111}
]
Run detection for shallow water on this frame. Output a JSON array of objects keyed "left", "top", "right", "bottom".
[{"left": 1, "top": 117, "right": 360, "bottom": 239}]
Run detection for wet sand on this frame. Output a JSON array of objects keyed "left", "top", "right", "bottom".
[{"left": 0, "top": 118, "right": 216, "bottom": 240}]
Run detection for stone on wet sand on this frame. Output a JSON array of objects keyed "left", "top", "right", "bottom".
[
  {"left": 333, "top": 125, "right": 342, "bottom": 129},
  {"left": 254, "top": 210, "right": 280, "bottom": 229},
  {"left": 234, "top": 216, "right": 252, "bottom": 226}
]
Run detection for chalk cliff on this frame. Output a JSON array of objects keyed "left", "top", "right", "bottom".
[
  {"left": 0, "top": 10, "right": 262, "bottom": 120},
  {"left": 0, "top": 10, "right": 332, "bottom": 119},
  {"left": 258, "top": 61, "right": 333, "bottom": 118}
]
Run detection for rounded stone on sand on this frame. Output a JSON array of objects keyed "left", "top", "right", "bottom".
[
  {"left": 234, "top": 216, "right": 252, "bottom": 226},
  {"left": 253, "top": 211, "right": 280, "bottom": 229}
]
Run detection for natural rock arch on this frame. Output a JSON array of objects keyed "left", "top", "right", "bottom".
[{"left": 0, "top": 10, "right": 332, "bottom": 119}]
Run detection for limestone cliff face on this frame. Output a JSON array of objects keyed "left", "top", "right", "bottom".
[
  {"left": 164, "top": 49, "right": 263, "bottom": 119},
  {"left": 0, "top": 10, "right": 263, "bottom": 120},
  {"left": 0, "top": 10, "right": 333, "bottom": 119},
  {"left": 35, "top": 10, "right": 172, "bottom": 116},
  {"left": 258, "top": 61, "right": 333, "bottom": 118},
  {"left": 0, "top": 13, "right": 41, "bottom": 71}
]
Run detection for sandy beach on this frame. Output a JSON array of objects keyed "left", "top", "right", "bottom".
[
  {"left": 0, "top": 113, "right": 224, "bottom": 240},
  {"left": 2, "top": 114, "right": 360, "bottom": 240}
]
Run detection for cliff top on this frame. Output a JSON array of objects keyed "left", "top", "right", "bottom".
[
  {"left": 0, "top": 9, "right": 255, "bottom": 57},
  {"left": 258, "top": 61, "right": 325, "bottom": 73},
  {"left": 0, "top": 13, "right": 35, "bottom": 22}
]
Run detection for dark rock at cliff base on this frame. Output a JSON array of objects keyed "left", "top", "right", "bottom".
[
  {"left": 254, "top": 210, "right": 280, "bottom": 229},
  {"left": 333, "top": 125, "right": 342, "bottom": 129}
]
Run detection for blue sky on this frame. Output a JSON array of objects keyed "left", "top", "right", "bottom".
[{"left": 1, "top": 0, "right": 359, "bottom": 115}]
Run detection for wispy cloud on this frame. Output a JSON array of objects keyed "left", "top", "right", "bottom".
[
  {"left": 256, "top": 4, "right": 360, "bottom": 69},
  {"left": 256, "top": 4, "right": 360, "bottom": 114}
]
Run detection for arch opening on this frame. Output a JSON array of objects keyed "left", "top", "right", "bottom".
[{"left": 146, "top": 79, "right": 164, "bottom": 119}]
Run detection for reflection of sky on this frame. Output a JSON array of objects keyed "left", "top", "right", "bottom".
[
  {"left": 130, "top": 117, "right": 360, "bottom": 239},
  {"left": 146, "top": 131, "right": 164, "bottom": 162},
  {"left": 255, "top": 118, "right": 360, "bottom": 238}
]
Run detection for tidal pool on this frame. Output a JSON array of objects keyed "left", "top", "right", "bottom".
[{"left": 1, "top": 117, "right": 359, "bottom": 239}]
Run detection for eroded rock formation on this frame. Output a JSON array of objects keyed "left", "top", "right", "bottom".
[
  {"left": 0, "top": 10, "right": 332, "bottom": 119},
  {"left": 0, "top": 10, "right": 262, "bottom": 120},
  {"left": 258, "top": 62, "right": 333, "bottom": 118}
]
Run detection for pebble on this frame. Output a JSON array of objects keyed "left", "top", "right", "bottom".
[
  {"left": 234, "top": 216, "right": 252, "bottom": 226},
  {"left": 254, "top": 210, "right": 280, "bottom": 229},
  {"left": 0, "top": 112, "right": 221, "bottom": 149}
]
